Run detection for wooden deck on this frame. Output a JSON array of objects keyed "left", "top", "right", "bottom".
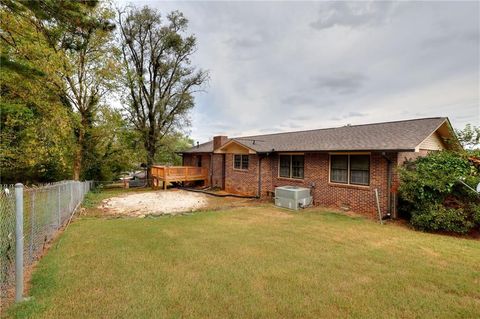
[{"left": 150, "top": 165, "right": 208, "bottom": 189}]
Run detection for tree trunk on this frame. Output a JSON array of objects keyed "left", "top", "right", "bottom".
[
  {"left": 146, "top": 140, "right": 156, "bottom": 186},
  {"left": 73, "top": 148, "right": 81, "bottom": 181},
  {"left": 73, "top": 117, "right": 87, "bottom": 181}
]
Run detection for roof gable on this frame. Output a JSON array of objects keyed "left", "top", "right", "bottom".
[
  {"left": 214, "top": 140, "right": 256, "bottom": 154},
  {"left": 415, "top": 118, "right": 462, "bottom": 151}
]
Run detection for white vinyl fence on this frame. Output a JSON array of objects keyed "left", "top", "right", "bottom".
[{"left": 0, "top": 180, "right": 93, "bottom": 307}]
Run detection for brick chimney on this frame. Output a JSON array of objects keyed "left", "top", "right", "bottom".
[{"left": 213, "top": 135, "right": 228, "bottom": 150}]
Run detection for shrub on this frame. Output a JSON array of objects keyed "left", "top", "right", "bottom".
[
  {"left": 410, "top": 205, "right": 474, "bottom": 234},
  {"left": 398, "top": 151, "right": 480, "bottom": 234}
]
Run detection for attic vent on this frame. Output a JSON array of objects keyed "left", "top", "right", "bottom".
[{"left": 196, "top": 141, "right": 199, "bottom": 148}]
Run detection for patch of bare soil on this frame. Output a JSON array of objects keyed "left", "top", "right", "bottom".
[{"left": 98, "top": 190, "right": 208, "bottom": 217}]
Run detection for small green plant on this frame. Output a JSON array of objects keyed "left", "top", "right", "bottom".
[{"left": 399, "top": 151, "right": 480, "bottom": 234}]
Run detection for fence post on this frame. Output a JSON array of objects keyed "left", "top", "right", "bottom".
[
  {"left": 57, "top": 185, "right": 61, "bottom": 227},
  {"left": 70, "top": 182, "right": 73, "bottom": 212},
  {"left": 29, "top": 191, "right": 35, "bottom": 262},
  {"left": 15, "top": 183, "right": 24, "bottom": 302}
]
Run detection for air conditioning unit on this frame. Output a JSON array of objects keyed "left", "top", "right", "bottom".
[{"left": 275, "top": 186, "right": 312, "bottom": 210}]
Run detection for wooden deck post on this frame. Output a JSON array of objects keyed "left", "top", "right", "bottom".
[{"left": 163, "top": 167, "right": 167, "bottom": 190}]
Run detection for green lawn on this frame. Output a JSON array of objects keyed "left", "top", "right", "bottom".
[{"left": 7, "top": 196, "right": 480, "bottom": 318}]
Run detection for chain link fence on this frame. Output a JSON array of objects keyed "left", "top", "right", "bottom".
[{"left": 0, "top": 180, "right": 93, "bottom": 308}]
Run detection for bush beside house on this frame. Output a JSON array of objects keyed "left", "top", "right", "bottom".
[{"left": 399, "top": 151, "right": 480, "bottom": 234}]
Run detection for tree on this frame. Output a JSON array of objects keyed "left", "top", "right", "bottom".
[
  {"left": 0, "top": 0, "right": 124, "bottom": 179},
  {"left": 60, "top": 5, "right": 120, "bottom": 180},
  {"left": 456, "top": 124, "right": 479, "bottom": 150},
  {"left": 118, "top": 6, "right": 208, "bottom": 181},
  {"left": 0, "top": 1, "right": 75, "bottom": 183}
]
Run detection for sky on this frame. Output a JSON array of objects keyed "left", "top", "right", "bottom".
[{"left": 117, "top": 0, "right": 479, "bottom": 143}]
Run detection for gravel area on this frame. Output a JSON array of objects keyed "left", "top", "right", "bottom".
[{"left": 99, "top": 190, "right": 208, "bottom": 217}]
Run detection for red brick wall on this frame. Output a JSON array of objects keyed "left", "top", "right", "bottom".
[
  {"left": 224, "top": 154, "right": 259, "bottom": 196},
  {"left": 182, "top": 153, "right": 211, "bottom": 185},
  {"left": 184, "top": 150, "right": 438, "bottom": 217},
  {"left": 397, "top": 150, "right": 429, "bottom": 164},
  {"left": 259, "top": 152, "right": 394, "bottom": 216},
  {"left": 183, "top": 153, "right": 225, "bottom": 188},
  {"left": 211, "top": 154, "right": 224, "bottom": 188},
  {"left": 260, "top": 155, "right": 273, "bottom": 197},
  {"left": 182, "top": 154, "right": 191, "bottom": 166},
  {"left": 221, "top": 152, "right": 393, "bottom": 215}
]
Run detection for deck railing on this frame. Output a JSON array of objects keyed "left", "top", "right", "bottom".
[{"left": 150, "top": 166, "right": 208, "bottom": 189}]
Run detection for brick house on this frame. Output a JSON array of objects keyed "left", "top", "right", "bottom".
[{"left": 180, "top": 117, "right": 460, "bottom": 217}]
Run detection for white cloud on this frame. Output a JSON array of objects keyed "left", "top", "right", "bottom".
[{"left": 115, "top": 0, "right": 479, "bottom": 142}]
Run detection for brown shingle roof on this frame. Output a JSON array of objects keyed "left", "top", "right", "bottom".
[{"left": 182, "top": 117, "right": 450, "bottom": 153}]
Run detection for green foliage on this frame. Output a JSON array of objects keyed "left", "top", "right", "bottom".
[
  {"left": 0, "top": 1, "right": 90, "bottom": 183},
  {"left": 155, "top": 134, "right": 194, "bottom": 166},
  {"left": 1, "top": 0, "right": 109, "bottom": 51},
  {"left": 81, "top": 107, "right": 137, "bottom": 181},
  {"left": 455, "top": 124, "right": 480, "bottom": 150},
  {"left": 410, "top": 204, "right": 475, "bottom": 234},
  {"left": 399, "top": 151, "right": 480, "bottom": 234},
  {"left": 0, "top": 10, "right": 74, "bottom": 183},
  {"left": 0, "top": 100, "right": 74, "bottom": 183}
]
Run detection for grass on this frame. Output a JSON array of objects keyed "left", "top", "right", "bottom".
[{"left": 6, "top": 192, "right": 480, "bottom": 318}]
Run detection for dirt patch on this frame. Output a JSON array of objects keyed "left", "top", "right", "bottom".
[{"left": 99, "top": 190, "right": 208, "bottom": 217}]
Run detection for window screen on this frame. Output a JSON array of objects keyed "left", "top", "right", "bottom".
[
  {"left": 279, "top": 155, "right": 290, "bottom": 178},
  {"left": 330, "top": 154, "right": 370, "bottom": 185},
  {"left": 279, "top": 155, "right": 304, "bottom": 179},
  {"left": 234, "top": 155, "right": 241, "bottom": 169},
  {"left": 292, "top": 155, "right": 304, "bottom": 179},
  {"left": 234, "top": 155, "right": 248, "bottom": 170},
  {"left": 350, "top": 155, "right": 369, "bottom": 185},
  {"left": 330, "top": 155, "right": 348, "bottom": 184},
  {"left": 241, "top": 155, "right": 249, "bottom": 170}
]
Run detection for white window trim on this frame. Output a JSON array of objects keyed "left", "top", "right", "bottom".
[
  {"left": 328, "top": 153, "right": 371, "bottom": 186},
  {"left": 233, "top": 154, "right": 249, "bottom": 171},
  {"left": 278, "top": 153, "right": 305, "bottom": 180}
]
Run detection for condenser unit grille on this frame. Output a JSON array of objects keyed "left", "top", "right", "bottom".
[{"left": 275, "top": 186, "right": 312, "bottom": 210}]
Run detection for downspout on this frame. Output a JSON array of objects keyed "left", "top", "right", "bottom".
[
  {"left": 257, "top": 155, "right": 262, "bottom": 198},
  {"left": 222, "top": 153, "right": 226, "bottom": 190},
  {"left": 271, "top": 150, "right": 276, "bottom": 194},
  {"left": 381, "top": 152, "right": 393, "bottom": 218},
  {"left": 209, "top": 153, "right": 213, "bottom": 187}
]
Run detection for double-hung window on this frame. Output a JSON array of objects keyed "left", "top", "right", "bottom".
[
  {"left": 279, "top": 154, "right": 304, "bottom": 179},
  {"left": 330, "top": 154, "right": 370, "bottom": 186},
  {"left": 330, "top": 155, "right": 348, "bottom": 183},
  {"left": 234, "top": 154, "right": 249, "bottom": 170}
]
